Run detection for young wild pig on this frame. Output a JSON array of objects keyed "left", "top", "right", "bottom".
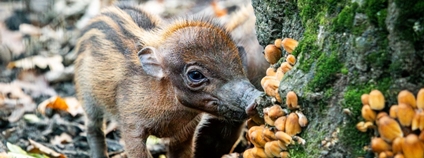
[
  {"left": 193, "top": 3, "right": 269, "bottom": 157},
  {"left": 74, "top": 5, "right": 262, "bottom": 158}
]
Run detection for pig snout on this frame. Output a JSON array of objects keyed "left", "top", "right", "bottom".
[{"left": 217, "top": 79, "right": 263, "bottom": 120}]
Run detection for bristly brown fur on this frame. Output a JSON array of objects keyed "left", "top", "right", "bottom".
[
  {"left": 141, "top": 15, "right": 235, "bottom": 49},
  {"left": 74, "top": 4, "right": 261, "bottom": 158},
  {"left": 224, "top": 4, "right": 253, "bottom": 32}
]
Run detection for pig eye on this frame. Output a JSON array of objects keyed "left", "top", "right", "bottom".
[{"left": 187, "top": 71, "right": 205, "bottom": 82}]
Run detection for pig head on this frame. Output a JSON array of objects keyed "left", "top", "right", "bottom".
[{"left": 138, "top": 24, "right": 262, "bottom": 120}]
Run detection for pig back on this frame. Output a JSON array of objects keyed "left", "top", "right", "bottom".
[{"left": 74, "top": 5, "right": 162, "bottom": 113}]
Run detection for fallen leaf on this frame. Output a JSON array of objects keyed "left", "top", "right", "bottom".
[
  {"left": 28, "top": 139, "right": 66, "bottom": 158},
  {"left": 63, "top": 97, "right": 83, "bottom": 116},
  {"left": 6, "top": 142, "right": 27, "bottom": 155},
  {"left": 37, "top": 96, "right": 66, "bottom": 115},
  {"left": 38, "top": 96, "right": 83, "bottom": 117},
  {"left": 7, "top": 55, "right": 64, "bottom": 71},
  {"left": 0, "top": 23, "right": 25, "bottom": 56},
  {"left": 23, "top": 114, "right": 41, "bottom": 123},
  {"left": 0, "top": 82, "right": 36, "bottom": 122},
  {"left": 12, "top": 71, "right": 57, "bottom": 98},
  {"left": 8, "top": 107, "right": 27, "bottom": 123},
  {"left": 44, "top": 65, "right": 74, "bottom": 82},
  {"left": 50, "top": 133, "right": 72, "bottom": 148},
  {"left": 3, "top": 152, "right": 35, "bottom": 158},
  {"left": 19, "top": 24, "right": 41, "bottom": 36}
]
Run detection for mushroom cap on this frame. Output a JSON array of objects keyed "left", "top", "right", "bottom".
[
  {"left": 276, "top": 67, "right": 285, "bottom": 81},
  {"left": 397, "top": 103, "right": 415, "bottom": 127},
  {"left": 394, "top": 153, "right": 405, "bottom": 158},
  {"left": 417, "top": 88, "right": 424, "bottom": 109},
  {"left": 296, "top": 111, "right": 308, "bottom": 127},
  {"left": 251, "top": 147, "right": 267, "bottom": 158},
  {"left": 263, "top": 78, "right": 280, "bottom": 97},
  {"left": 286, "top": 54, "right": 296, "bottom": 65},
  {"left": 377, "top": 112, "right": 389, "bottom": 120},
  {"left": 364, "top": 121, "right": 375, "bottom": 129},
  {"left": 281, "top": 38, "right": 298, "bottom": 53},
  {"left": 377, "top": 115, "right": 403, "bottom": 142},
  {"left": 262, "top": 127, "right": 277, "bottom": 142},
  {"left": 369, "top": 90, "right": 385, "bottom": 110},
  {"left": 361, "top": 94, "right": 369, "bottom": 105},
  {"left": 379, "top": 151, "right": 394, "bottom": 158},
  {"left": 264, "top": 141, "right": 283, "bottom": 157},
  {"left": 389, "top": 105, "right": 399, "bottom": 119},
  {"left": 285, "top": 113, "right": 301, "bottom": 136},
  {"left": 268, "top": 105, "right": 285, "bottom": 120},
  {"left": 249, "top": 130, "right": 267, "bottom": 148},
  {"left": 243, "top": 149, "right": 254, "bottom": 158},
  {"left": 274, "top": 116, "right": 287, "bottom": 131},
  {"left": 280, "top": 62, "right": 293, "bottom": 73},
  {"left": 264, "top": 113, "right": 275, "bottom": 126},
  {"left": 392, "top": 137, "right": 404, "bottom": 154},
  {"left": 264, "top": 44, "right": 282, "bottom": 64},
  {"left": 275, "top": 131, "right": 292, "bottom": 144},
  {"left": 412, "top": 110, "right": 424, "bottom": 131},
  {"left": 371, "top": 137, "right": 391, "bottom": 153},
  {"left": 286, "top": 91, "right": 299, "bottom": 110},
  {"left": 261, "top": 76, "right": 277, "bottom": 88},
  {"left": 362, "top": 104, "right": 377, "bottom": 122},
  {"left": 266, "top": 67, "right": 276, "bottom": 76},
  {"left": 402, "top": 134, "right": 424, "bottom": 158},
  {"left": 411, "top": 111, "right": 421, "bottom": 131},
  {"left": 356, "top": 121, "right": 367, "bottom": 132},
  {"left": 274, "top": 39, "right": 282, "bottom": 48},
  {"left": 398, "top": 90, "right": 417, "bottom": 108},
  {"left": 280, "top": 151, "right": 290, "bottom": 158},
  {"left": 275, "top": 89, "right": 282, "bottom": 103}
]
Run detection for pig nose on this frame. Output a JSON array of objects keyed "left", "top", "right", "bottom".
[
  {"left": 246, "top": 101, "right": 257, "bottom": 116},
  {"left": 244, "top": 88, "right": 263, "bottom": 116}
]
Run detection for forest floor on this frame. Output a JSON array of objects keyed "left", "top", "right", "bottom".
[{"left": 0, "top": 0, "right": 233, "bottom": 157}]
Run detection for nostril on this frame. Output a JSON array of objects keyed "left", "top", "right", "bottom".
[{"left": 245, "top": 102, "right": 257, "bottom": 116}]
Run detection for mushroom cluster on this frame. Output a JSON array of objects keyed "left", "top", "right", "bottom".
[
  {"left": 244, "top": 92, "right": 307, "bottom": 158},
  {"left": 356, "top": 89, "right": 424, "bottom": 158},
  {"left": 243, "top": 38, "right": 304, "bottom": 158},
  {"left": 261, "top": 38, "right": 298, "bottom": 103}
]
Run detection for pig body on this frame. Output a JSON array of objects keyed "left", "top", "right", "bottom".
[{"left": 74, "top": 5, "right": 262, "bottom": 158}]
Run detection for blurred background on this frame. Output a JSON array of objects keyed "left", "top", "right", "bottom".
[{"left": 0, "top": 0, "right": 258, "bottom": 157}]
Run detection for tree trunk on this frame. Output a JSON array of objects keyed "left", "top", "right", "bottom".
[{"left": 251, "top": 0, "right": 424, "bottom": 157}]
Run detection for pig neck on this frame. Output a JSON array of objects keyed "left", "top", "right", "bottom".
[
  {"left": 136, "top": 74, "right": 200, "bottom": 119},
  {"left": 150, "top": 77, "right": 202, "bottom": 137}
]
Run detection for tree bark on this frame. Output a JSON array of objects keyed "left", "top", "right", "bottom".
[{"left": 252, "top": 0, "right": 424, "bottom": 157}]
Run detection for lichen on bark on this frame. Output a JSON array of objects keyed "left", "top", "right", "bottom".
[{"left": 252, "top": 0, "right": 424, "bottom": 157}]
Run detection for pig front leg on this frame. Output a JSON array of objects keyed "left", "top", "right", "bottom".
[
  {"left": 167, "top": 117, "right": 200, "bottom": 158},
  {"left": 119, "top": 117, "right": 152, "bottom": 158},
  {"left": 86, "top": 117, "right": 108, "bottom": 158},
  {"left": 167, "top": 133, "right": 195, "bottom": 158},
  {"left": 82, "top": 99, "right": 109, "bottom": 158},
  {"left": 193, "top": 117, "right": 245, "bottom": 158}
]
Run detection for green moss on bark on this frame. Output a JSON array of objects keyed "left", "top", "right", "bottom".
[
  {"left": 364, "top": 0, "right": 388, "bottom": 27},
  {"left": 253, "top": 0, "right": 423, "bottom": 157},
  {"left": 332, "top": 2, "right": 359, "bottom": 32},
  {"left": 308, "top": 52, "right": 343, "bottom": 91}
]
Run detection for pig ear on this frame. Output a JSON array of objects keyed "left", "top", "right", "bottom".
[
  {"left": 237, "top": 46, "right": 248, "bottom": 73},
  {"left": 137, "top": 47, "right": 164, "bottom": 78}
]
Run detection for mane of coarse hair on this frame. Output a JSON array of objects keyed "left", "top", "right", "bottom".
[{"left": 140, "top": 15, "right": 235, "bottom": 48}]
